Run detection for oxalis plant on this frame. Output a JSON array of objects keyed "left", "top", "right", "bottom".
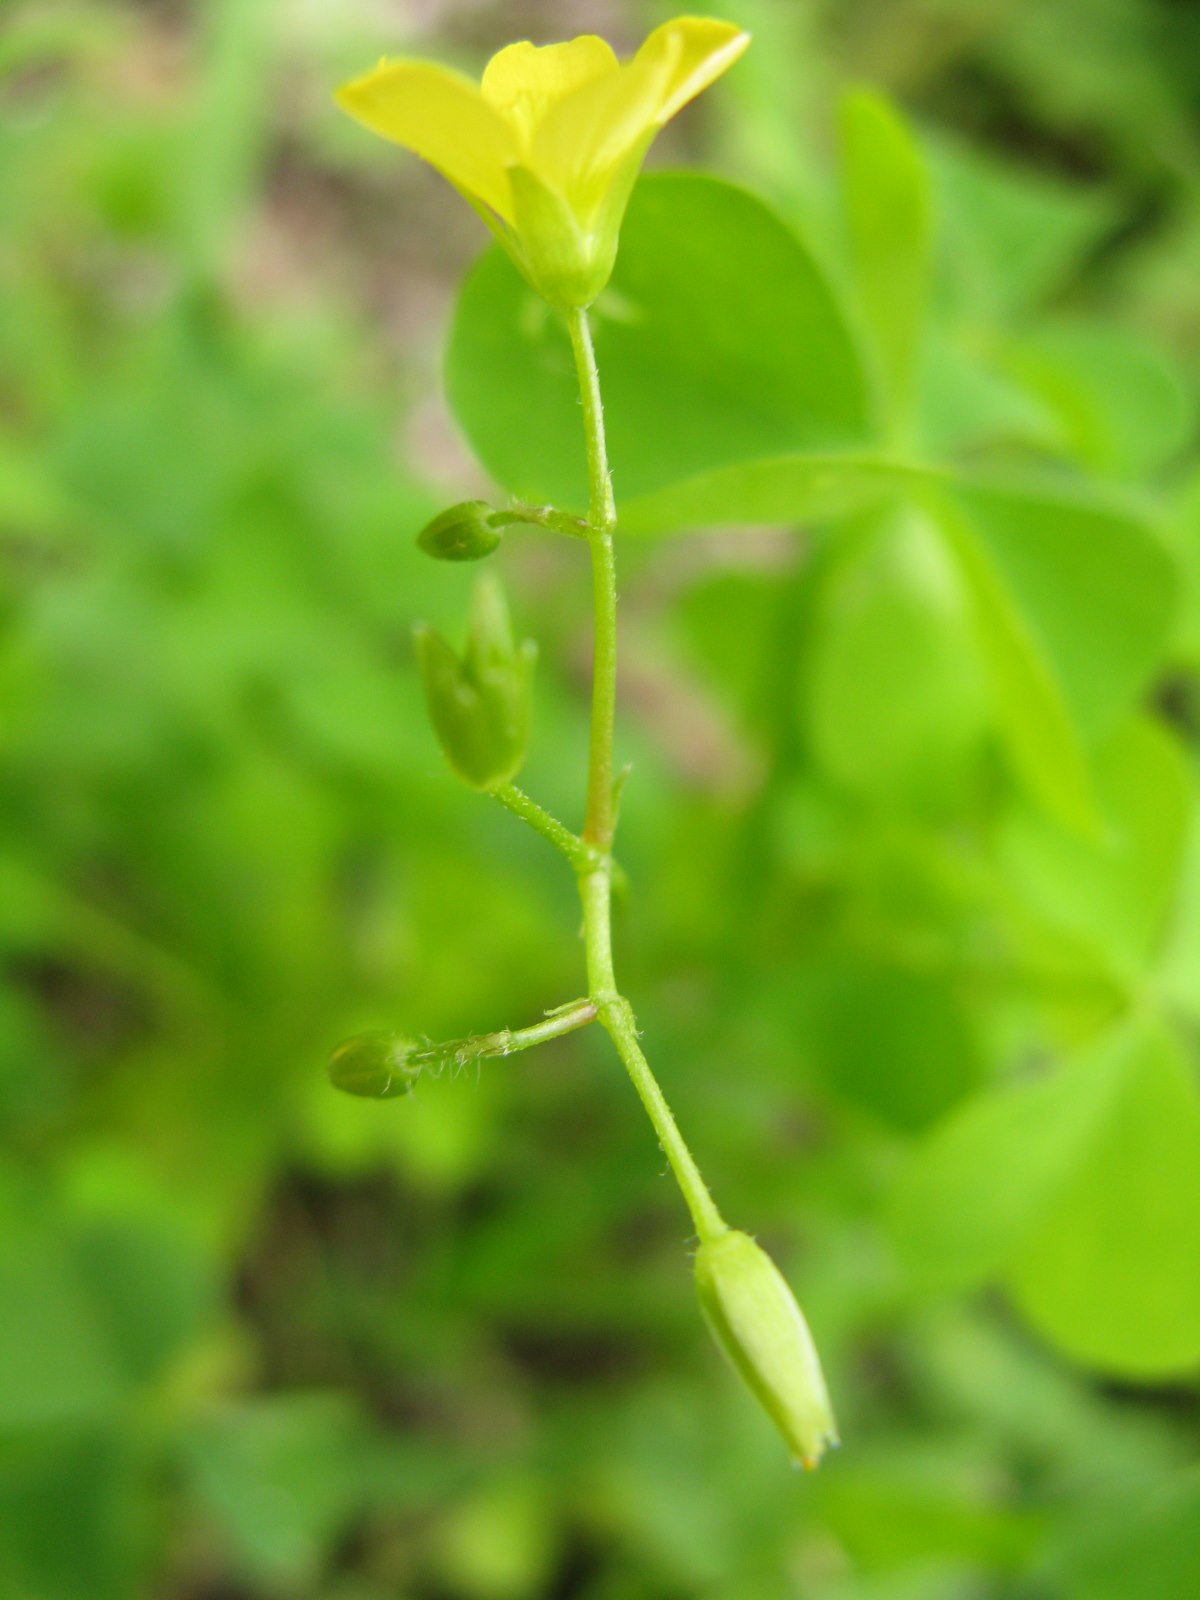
[{"left": 328, "top": 17, "right": 837, "bottom": 1471}]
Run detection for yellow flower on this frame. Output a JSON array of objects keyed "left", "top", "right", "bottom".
[{"left": 336, "top": 18, "right": 750, "bottom": 309}]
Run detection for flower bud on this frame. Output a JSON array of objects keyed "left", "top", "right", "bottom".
[
  {"left": 694, "top": 1229, "right": 838, "bottom": 1470},
  {"left": 415, "top": 574, "right": 536, "bottom": 791},
  {"left": 417, "top": 501, "right": 503, "bottom": 562},
  {"left": 328, "top": 1031, "right": 422, "bottom": 1098}
]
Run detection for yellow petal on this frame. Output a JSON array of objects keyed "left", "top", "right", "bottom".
[
  {"left": 481, "top": 36, "right": 619, "bottom": 149},
  {"left": 529, "top": 17, "right": 749, "bottom": 224},
  {"left": 530, "top": 47, "right": 667, "bottom": 220},
  {"left": 336, "top": 59, "right": 517, "bottom": 221},
  {"left": 635, "top": 16, "right": 751, "bottom": 126}
]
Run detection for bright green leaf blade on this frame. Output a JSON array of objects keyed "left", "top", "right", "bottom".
[
  {"left": 1000, "top": 715, "right": 1193, "bottom": 983},
  {"left": 0, "top": 1219, "right": 128, "bottom": 1428},
  {"left": 804, "top": 954, "right": 984, "bottom": 1133},
  {"left": 1169, "top": 466, "right": 1200, "bottom": 667},
  {"left": 915, "top": 324, "right": 1061, "bottom": 458},
  {"left": 951, "top": 479, "right": 1177, "bottom": 739},
  {"left": 446, "top": 173, "right": 872, "bottom": 510},
  {"left": 890, "top": 1043, "right": 1125, "bottom": 1293},
  {"left": 841, "top": 88, "right": 932, "bottom": 439},
  {"left": 0, "top": 1430, "right": 140, "bottom": 1600},
  {"left": 620, "top": 453, "right": 934, "bottom": 535},
  {"left": 929, "top": 136, "right": 1116, "bottom": 318},
  {"left": 181, "top": 1396, "right": 398, "bottom": 1587},
  {"left": 929, "top": 489, "right": 1097, "bottom": 832},
  {"left": 896, "top": 1016, "right": 1200, "bottom": 1374},
  {"left": 1045, "top": 1467, "right": 1200, "bottom": 1600},
  {"left": 805, "top": 504, "right": 989, "bottom": 808},
  {"left": 1008, "top": 1024, "right": 1200, "bottom": 1378},
  {"left": 1161, "top": 812, "right": 1200, "bottom": 1028},
  {"left": 998, "top": 321, "right": 1194, "bottom": 480}
]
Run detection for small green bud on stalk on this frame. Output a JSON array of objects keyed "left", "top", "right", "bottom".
[
  {"left": 328, "top": 1031, "right": 422, "bottom": 1099},
  {"left": 415, "top": 574, "right": 536, "bottom": 790},
  {"left": 417, "top": 501, "right": 503, "bottom": 562},
  {"left": 694, "top": 1228, "right": 838, "bottom": 1470}
]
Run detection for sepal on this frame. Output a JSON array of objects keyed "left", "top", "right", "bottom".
[
  {"left": 328, "top": 1031, "right": 422, "bottom": 1098},
  {"left": 417, "top": 500, "right": 504, "bottom": 562}
]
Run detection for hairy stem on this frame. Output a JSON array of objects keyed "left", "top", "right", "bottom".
[
  {"left": 566, "top": 305, "right": 726, "bottom": 1246},
  {"left": 413, "top": 998, "right": 598, "bottom": 1071},
  {"left": 491, "top": 782, "right": 595, "bottom": 870},
  {"left": 566, "top": 307, "right": 618, "bottom": 851}
]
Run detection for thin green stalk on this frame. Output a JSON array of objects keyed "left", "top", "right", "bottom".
[
  {"left": 491, "top": 504, "right": 589, "bottom": 539},
  {"left": 491, "top": 782, "right": 595, "bottom": 870},
  {"left": 414, "top": 998, "right": 598, "bottom": 1071},
  {"left": 566, "top": 306, "right": 617, "bottom": 850},
  {"left": 600, "top": 994, "right": 726, "bottom": 1242},
  {"left": 567, "top": 304, "right": 727, "bottom": 1246}
]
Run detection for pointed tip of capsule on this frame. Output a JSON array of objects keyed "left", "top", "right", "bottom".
[{"left": 794, "top": 1431, "right": 840, "bottom": 1472}]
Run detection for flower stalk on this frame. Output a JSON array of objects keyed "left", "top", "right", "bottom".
[
  {"left": 333, "top": 17, "right": 837, "bottom": 1469},
  {"left": 566, "top": 305, "right": 726, "bottom": 1245}
]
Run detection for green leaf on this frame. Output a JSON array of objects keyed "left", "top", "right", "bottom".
[
  {"left": 929, "top": 489, "right": 1096, "bottom": 832},
  {"left": 840, "top": 89, "right": 933, "bottom": 437},
  {"left": 1045, "top": 1468, "right": 1200, "bottom": 1600},
  {"left": 949, "top": 479, "right": 1177, "bottom": 740},
  {"left": 890, "top": 1043, "right": 1121, "bottom": 1293},
  {"left": 914, "top": 324, "right": 1061, "bottom": 458},
  {"left": 894, "top": 1022, "right": 1200, "bottom": 1377},
  {"left": 0, "top": 1166, "right": 218, "bottom": 1430},
  {"left": 1169, "top": 466, "right": 1200, "bottom": 667},
  {"left": 622, "top": 455, "right": 1170, "bottom": 835},
  {"left": 623, "top": 465, "right": 1173, "bottom": 782},
  {"left": 620, "top": 453, "right": 931, "bottom": 535},
  {"left": 804, "top": 956, "right": 984, "bottom": 1133},
  {"left": 997, "top": 322, "right": 1194, "bottom": 479},
  {"left": 429, "top": 1475, "right": 559, "bottom": 1600},
  {"left": 1008, "top": 1026, "right": 1200, "bottom": 1377},
  {"left": 929, "top": 137, "right": 1115, "bottom": 318},
  {"left": 1161, "top": 814, "right": 1200, "bottom": 1027},
  {"left": 0, "top": 1229, "right": 128, "bottom": 1430},
  {"left": 0, "top": 1430, "right": 141, "bottom": 1600},
  {"left": 181, "top": 1396, "right": 390, "bottom": 1587},
  {"left": 1000, "top": 715, "right": 1193, "bottom": 984},
  {"left": 446, "top": 173, "right": 871, "bottom": 510},
  {"left": 804, "top": 504, "right": 989, "bottom": 808}
]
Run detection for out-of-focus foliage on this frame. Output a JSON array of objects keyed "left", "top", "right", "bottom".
[{"left": 1, "top": 1, "right": 1197, "bottom": 1598}]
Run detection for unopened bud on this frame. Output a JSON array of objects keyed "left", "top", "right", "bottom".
[
  {"left": 417, "top": 501, "right": 503, "bottom": 562},
  {"left": 328, "top": 1031, "right": 422, "bottom": 1099},
  {"left": 694, "top": 1229, "right": 838, "bottom": 1470},
  {"left": 415, "top": 574, "right": 536, "bottom": 790}
]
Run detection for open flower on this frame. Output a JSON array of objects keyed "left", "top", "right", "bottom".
[{"left": 336, "top": 18, "right": 750, "bottom": 309}]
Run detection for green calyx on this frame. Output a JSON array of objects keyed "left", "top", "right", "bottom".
[
  {"left": 328, "top": 1031, "right": 422, "bottom": 1099},
  {"left": 505, "top": 168, "right": 614, "bottom": 311},
  {"left": 417, "top": 500, "right": 504, "bottom": 562},
  {"left": 415, "top": 572, "right": 536, "bottom": 790},
  {"left": 416, "top": 500, "right": 589, "bottom": 562}
]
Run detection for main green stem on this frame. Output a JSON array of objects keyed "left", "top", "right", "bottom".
[{"left": 566, "top": 306, "right": 725, "bottom": 1246}]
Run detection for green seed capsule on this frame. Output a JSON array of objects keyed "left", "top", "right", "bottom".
[
  {"left": 694, "top": 1229, "right": 838, "bottom": 1470},
  {"left": 414, "top": 574, "right": 536, "bottom": 791},
  {"left": 417, "top": 501, "right": 503, "bottom": 562},
  {"left": 328, "top": 1031, "right": 422, "bottom": 1099}
]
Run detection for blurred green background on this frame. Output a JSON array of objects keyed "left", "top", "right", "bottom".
[{"left": 3, "top": 1, "right": 1200, "bottom": 1596}]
